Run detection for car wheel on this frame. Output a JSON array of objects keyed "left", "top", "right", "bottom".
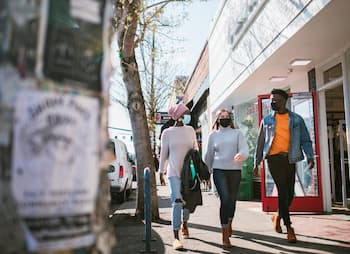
[
  {"left": 116, "top": 181, "right": 129, "bottom": 203},
  {"left": 110, "top": 192, "right": 119, "bottom": 204},
  {"left": 126, "top": 188, "right": 132, "bottom": 197},
  {"left": 115, "top": 188, "right": 125, "bottom": 203}
]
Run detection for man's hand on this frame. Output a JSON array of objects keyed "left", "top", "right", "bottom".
[
  {"left": 253, "top": 166, "right": 259, "bottom": 178},
  {"left": 159, "top": 172, "right": 166, "bottom": 186},
  {"left": 307, "top": 158, "right": 315, "bottom": 170}
]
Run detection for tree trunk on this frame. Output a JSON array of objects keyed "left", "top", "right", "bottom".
[
  {"left": 121, "top": 55, "right": 160, "bottom": 220},
  {"left": 115, "top": 0, "right": 160, "bottom": 220}
]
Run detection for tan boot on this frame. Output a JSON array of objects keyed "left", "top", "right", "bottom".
[
  {"left": 227, "top": 219, "right": 233, "bottom": 236},
  {"left": 271, "top": 213, "right": 282, "bottom": 233},
  {"left": 287, "top": 226, "right": 297, "bottom": 243},
  {"left": 221, "top": 227, "right": 232, "bottom": 248},
  {"left": 181, "top": 223, "right": 189, "bottom": 239}
]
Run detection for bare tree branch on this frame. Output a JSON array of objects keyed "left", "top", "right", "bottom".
[{"left": 144, "top": 0, "right": 189, "bottom": 11}]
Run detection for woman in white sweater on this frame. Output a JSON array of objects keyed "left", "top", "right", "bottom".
[
  {"left": 159, "top": 103, "right": 198, "bottom": 250},
  {"left": 205, "top": 108, "right": 249, "bottom": 248}
]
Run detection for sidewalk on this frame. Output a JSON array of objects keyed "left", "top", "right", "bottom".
[{"left": 110, "top": 184, "right": 350, "bottom": 254}]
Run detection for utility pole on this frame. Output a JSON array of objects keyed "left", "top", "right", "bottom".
[{"left": 0, "top": 1, "right": 115, "bottom": 253}]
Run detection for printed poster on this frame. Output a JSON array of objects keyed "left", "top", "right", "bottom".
[{"left": 11, "top": 90, "right": 99, "bottom": 251}]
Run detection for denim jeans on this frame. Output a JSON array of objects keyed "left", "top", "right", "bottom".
[
  {"left": 213, "top": 169, "right": 241, "bottom": 227},
  {"left": 168, "top": 176, "right": 190, "bottom": 230}
]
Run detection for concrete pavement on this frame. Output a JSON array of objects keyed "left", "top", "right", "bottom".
[{"left": 110, "top": 183, "right": 350, "bottom": 254}]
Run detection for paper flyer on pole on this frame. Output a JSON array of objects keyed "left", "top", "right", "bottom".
[{"left": 11, "top": 90, "right": 99, "bottom": 251}]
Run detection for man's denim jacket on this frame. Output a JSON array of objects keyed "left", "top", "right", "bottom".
[{"left": 254, "top": 110, "right": 314, "bottom": 167}]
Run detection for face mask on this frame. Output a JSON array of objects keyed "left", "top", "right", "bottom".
[
  {"left": 270, "top": 102, "right": 279, "bottom": 111},
  {"left": 219, "top": 118, "right": 231, "bottom": 128},
  {"left": 183, "top": 115, "right": 191, "bottom": 125}
]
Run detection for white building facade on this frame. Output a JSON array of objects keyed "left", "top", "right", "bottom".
[{"left": 207, "top": 0, "right": 350, "bottom": 212}]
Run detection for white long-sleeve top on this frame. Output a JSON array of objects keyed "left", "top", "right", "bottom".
[
  {"left": 159, "top": 126, "right": 198, "bottom": 178},
  {"left": 205, "top": 127, "right": 249, "bottom": 172}
]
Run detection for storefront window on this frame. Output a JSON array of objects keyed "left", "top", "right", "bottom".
[
  {"left": 323, "top": 63, "right": 342, "bottom": 83},
  {"left": 198, "top": 110, "right": 209, "bottom": 158},
  {"left": 234, "top": 100, "right": 259, "bottom": 175}
]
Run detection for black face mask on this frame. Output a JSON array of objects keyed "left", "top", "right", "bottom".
[
  {"left": 271, "top": 102, "right": 279, "bottom": 111},
  {"left": 219, "top": 118, "right": 231, "bottom": 128}
]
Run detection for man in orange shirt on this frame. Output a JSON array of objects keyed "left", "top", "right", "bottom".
[{"left": 254, "top": 89, "right": 315, "bottom": 243}]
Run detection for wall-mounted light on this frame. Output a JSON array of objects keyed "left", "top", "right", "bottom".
[
  {"left": 269, "top": 76, "right": 287, "bottom": 82},
  {"left": 290, "top": 58, "right": 312, "bottom": 66}
]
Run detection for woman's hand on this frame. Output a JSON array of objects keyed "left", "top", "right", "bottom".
[
  {"left": 234, "top": 153, "right": 244, "bottom": 162},
  {"left": 205, "top": 179, "right": 211, "bottom": 189},
  {"left": 159, "top": 172, "right": 166, "bottom": 186}
]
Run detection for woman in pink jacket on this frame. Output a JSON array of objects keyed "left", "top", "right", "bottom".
[{"left": 159, "top": 103, "right": 198, "bottom": 250}]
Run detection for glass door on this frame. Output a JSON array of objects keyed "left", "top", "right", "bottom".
[
  {"left": 337, "top": 120, "right": 349, "bottom": 207},
  {"left": 258, "top": 92, "right": 323, "bottom": 212}
]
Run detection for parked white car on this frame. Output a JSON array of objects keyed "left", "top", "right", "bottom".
[{"left": 106, "top": 139, "right": 134, "bottom": 203}]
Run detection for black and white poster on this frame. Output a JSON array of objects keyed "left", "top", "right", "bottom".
[
  {"left": 11, "top": 90, "right": 99, "bottom": 251},
  {"left": 43, "top": 0, "right": 105, "bottom": 91}
]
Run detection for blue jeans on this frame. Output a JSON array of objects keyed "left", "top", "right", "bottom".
[
  {"left": 168, "top": 176, "right": 190, "bottom": 230},
  {"left": 213, "top": 169, "right": 241, "bottom": 227}
]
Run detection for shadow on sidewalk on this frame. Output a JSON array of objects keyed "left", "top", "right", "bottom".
[
  {"left": 110, "top": 213, "right": 166, "bottom": 254},
  {"left": 187, "top": 222, "right": 350, "bottom": 254},
  {"left": 158, "top": 195, "right": 172, "bottom": 209},
  {"left": 187, "top": 237, "right": 272, "bottom": 254}
]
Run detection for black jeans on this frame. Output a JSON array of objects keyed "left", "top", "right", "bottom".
[
  {"left": 213, "top": 169, "right": 241, "bottom": 227},
  {"left": 267, "top": 154, "right": 296, "bottom": 226}
]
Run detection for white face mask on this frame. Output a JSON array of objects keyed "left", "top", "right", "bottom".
[{"left": 183, "top": 115, "right": 191, "bottom": 125}]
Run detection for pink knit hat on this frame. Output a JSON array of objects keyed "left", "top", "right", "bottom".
[{"left": 168, "top": 103, "right": 189, "bottom": 120}]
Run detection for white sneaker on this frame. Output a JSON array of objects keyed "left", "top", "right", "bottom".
[{"left": 173, "top": 239, "right": 183, "bottom": 250}]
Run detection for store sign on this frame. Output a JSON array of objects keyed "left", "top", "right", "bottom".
[
  {"left": 43, "top": 0, "right": 105, "bottom": 91},
  {"left": 154, "top": 112, "right": 172, "bottom": 124},
  {"left": 11, "top": 90, "right": 99, "bottom": 251}
]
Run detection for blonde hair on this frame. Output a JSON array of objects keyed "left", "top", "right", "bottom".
[{"left": 212, "top": 108, "right": 235, "bottom": 130}]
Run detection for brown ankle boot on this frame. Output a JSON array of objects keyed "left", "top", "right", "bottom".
[
  {"left": 287, "top": 226, "right": 297, "bottom": 243},
  {"left": 271, "top": 214, "right": 282, "bottom": 233},
  {"left": 227, "top": 219, "right": 233, "bottom": 236},
  {"left": 181, "top": 224, "right": 189, "bottom": 239},
  {"left": 221, "top": 227, "right": 232, "bottom": 248}
]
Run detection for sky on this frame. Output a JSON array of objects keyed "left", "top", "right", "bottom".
[
  {"left": 108, "top": 0, "right": 220, "bottom": 144},
  {"left": 165, "top": 0, "right": 220, "bottom": 76}
]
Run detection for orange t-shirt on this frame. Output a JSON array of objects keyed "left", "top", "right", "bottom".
[{"left": 269, "top": 113, "right": 290, "bottom": 155}]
